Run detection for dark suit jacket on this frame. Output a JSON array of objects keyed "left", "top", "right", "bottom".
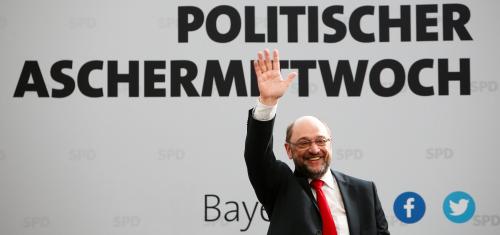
[{"left": 244, "top": 110, "right": 390, "bottom": 235}]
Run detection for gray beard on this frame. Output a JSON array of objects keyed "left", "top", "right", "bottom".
[{"left": 293, "top": 158, "right": 330, "bottom": 179}]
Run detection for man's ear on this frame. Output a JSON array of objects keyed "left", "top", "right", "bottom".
[{"left": 284, "top": 143, "right": 293, "bottom": 159}]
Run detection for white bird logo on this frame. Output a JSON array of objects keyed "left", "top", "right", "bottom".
[{"left": 449, "top": 199, "right": 469, "bottom": 216}]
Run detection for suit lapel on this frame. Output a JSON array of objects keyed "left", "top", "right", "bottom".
[
  {"left": 294, "top": 171, "right": 320, "bottom": 212},
  {"left": 333, "top": 170, "right": 359, "bottom": 235}
]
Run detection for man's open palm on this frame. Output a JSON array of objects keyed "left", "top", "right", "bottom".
[{"left": 254, "top": 49, "right": 296, "bottom": 105}]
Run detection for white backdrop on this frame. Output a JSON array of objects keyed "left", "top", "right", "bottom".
[{"left": 1, "top": 0, "right": 499, "bottom": 234}]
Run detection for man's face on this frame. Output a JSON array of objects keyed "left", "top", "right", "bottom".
[{"left": 285, "top": 116, "right": 332, "bottom": 179}]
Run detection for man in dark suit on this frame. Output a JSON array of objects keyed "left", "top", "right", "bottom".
[{"left": 244, "top": 49, "right": 390, "bottom": 235}]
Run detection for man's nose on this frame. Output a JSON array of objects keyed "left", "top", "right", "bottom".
[{"left": 308, "top": 143, "right": 321, "bottom": 154}]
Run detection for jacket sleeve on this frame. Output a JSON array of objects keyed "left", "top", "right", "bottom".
[
  {"left": 244, "top": 109, "right": 288, "bottom": 216},
  {"left": 372, "top": 182, "right": 390, "bottom": 235}
]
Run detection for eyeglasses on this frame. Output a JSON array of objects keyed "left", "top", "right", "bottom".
[{"left": 288, "top": 137, "right": 331, "bottom": 150}]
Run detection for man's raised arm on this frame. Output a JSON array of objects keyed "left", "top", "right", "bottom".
[{"left": 244, "top": 49, "right": 296, "bottom": 213}]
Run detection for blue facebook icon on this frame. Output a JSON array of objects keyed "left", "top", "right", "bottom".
[{"left": 394, "top": 192, "right": 426, "bottom": 224}]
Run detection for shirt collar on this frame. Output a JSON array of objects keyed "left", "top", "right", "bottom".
[{"left": 308, "top": 169, "right": 336, "bottom": 189}]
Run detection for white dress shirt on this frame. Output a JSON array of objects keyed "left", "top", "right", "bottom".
[{"left": 252, "top": 99, "right": 350, "bottom": 235}]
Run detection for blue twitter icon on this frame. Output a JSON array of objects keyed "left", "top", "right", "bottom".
[{"left": 443, "top": 191, "right": 475, "bottom": 223}]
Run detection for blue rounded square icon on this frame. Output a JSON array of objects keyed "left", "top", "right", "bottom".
[
  {"left": 393, "top": 192, "right": 426, "bottom": 224},
  {"left": 443, "top": 191, "right": 475, "bottom": 223}
]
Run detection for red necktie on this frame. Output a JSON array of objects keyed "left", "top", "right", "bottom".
[{"left": 311, "top": 179, "right": 338, "bottom": 235}]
